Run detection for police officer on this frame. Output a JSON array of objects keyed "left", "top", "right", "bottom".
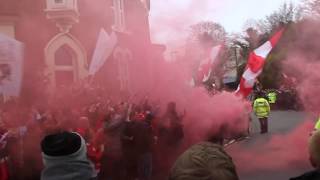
[
  {"left": 267, "top": 90, "right": 277, "bottom": 108},
  {"left": 253, "top": 91, "right": 271, "bottom": 134},
  {"left": 315, "top": 117, "right": 320, "bottom": 131},
  {"left": 312, "top": 116, "right": 320, "bottom": 135}
]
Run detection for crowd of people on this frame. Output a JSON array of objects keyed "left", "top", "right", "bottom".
[
  {"left": 0, "top": 81, "right": 319, "bottom": 180},
  {"left": 0, "top": 82, "right": 185, "bottom": 180}
]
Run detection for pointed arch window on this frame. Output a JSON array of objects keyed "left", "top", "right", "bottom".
[
  {"left": 54, "top": 44, "right": 77, "bottom": 86},
  {"left": 54, "top": 44, "right": 74, "bottom": 66},
  {"left": 45, "top": 33, "right": 88, "bottom": 89}
]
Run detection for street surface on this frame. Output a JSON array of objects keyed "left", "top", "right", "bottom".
[{"left": 229, "top": 111, "right": 313, "bottom": 180}]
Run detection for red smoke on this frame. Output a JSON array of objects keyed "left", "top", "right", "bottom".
[
  {"left": 227, "top": 19, "right": 320, "bottom": 174},
  {"left": 6, "top": 1, "right": 320, "bottom": 178},
  {"left": 229, "top": 120, "right": 313, "bottom": 173},
  {"left": 283, "top": 56, "right": 320, "bottom": 114},
  {"left": 281, "top": 20, "right": 320, "bottom": 114},
  {"left": 148, "top": 58, "right": 250, "bottom": 144}
]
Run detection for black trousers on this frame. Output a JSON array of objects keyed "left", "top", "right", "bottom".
[{"left": 258, "top": 117, "right": 268, "bottom": 134}]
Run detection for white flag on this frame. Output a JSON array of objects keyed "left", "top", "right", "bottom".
[
  {"left": 89, "top": 29, "right": 118, "bottom": 75},
  {"left": 196, "top": 45, "right": 222, "bottom": 83},
  {"left": 0, "top": 33, "right": 24, "bottom": 97}
]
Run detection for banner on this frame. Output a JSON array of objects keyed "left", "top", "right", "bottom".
[
  {"left": 236, "top": 28, "right": 284, "bottom": 98},
  {"left": 89, "top": 29, "right": 118, "bottom": 75},
  {"left": 196, "top": 45, "right": 222, "bottom": 83},
  {"left": 0, "top": 33, "right": 24, "bottom": 97}
]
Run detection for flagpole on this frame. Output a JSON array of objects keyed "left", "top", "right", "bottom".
[{"left": 234, "top": 47, "right": 240, "bottom": 83}]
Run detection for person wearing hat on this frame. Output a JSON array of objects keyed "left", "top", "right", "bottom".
[
  {"left": 169, "top": 125, "right": 239, "bottom": 180},
  {"left": 41, "top": 131, "right": 96, "bottom": 180},
  {"left": 290, "top": 130, "right": 320, "bottom": 180}
]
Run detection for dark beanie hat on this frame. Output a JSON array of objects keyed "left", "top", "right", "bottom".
[{"left": 41, "top": 131, "right": 82, "bottom": 157}]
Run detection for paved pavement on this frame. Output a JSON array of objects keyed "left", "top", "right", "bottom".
[{"left": 228, "top": 110, "right": 314, "bottom": 180}]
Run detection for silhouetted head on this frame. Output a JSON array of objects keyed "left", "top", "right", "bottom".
[
  {"left": 167, "top": 102, "right": 176, "bottom": 113},
  {"left": 255, "top": 91, "right": 265, "bottom": 99},
  {"left": 207, "top": 124, "right": 227, "bottom": 145}
]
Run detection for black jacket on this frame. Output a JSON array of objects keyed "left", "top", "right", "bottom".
[{"left": 290, "top": 170, "right": 320, "bottom": 180}]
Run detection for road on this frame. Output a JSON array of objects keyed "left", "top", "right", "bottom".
[{"left": 228, "top": 110, "right": 315, "bottom": 180}]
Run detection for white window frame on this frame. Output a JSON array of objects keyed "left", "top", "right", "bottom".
[
  {"left": 44, "top": 33, "right": 88, "bottom": 90},
  {"left": 112, "top": 0, "right": 126, "bottom": 32}
]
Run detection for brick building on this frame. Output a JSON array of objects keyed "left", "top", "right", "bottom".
[{"left": 0, "top": 0, "right": 164, "bottom": 100}]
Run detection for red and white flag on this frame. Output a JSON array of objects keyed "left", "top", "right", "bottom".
[
  {"left": 236, "top": 28, "right": 284, "bottom": 98},
  {"left": 195, "top": 45, "right": 222, "bottom": 84}
]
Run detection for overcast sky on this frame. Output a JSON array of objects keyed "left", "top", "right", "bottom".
[{"left": 149, "top": 0, "right": 301, "bottom": 46}]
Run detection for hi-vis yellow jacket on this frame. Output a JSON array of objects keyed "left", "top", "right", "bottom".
[
  {"left": 253, "top": 98, "right": 270, "bottom": 118},
  {"left": 314, "top": 117, "right": 320, "bottom": 130},
  {"left": 267, "top": 92, "right": 277, "bottom": 104}
]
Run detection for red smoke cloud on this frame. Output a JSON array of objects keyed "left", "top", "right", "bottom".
[
  {"left": 229, "top": 120, "right": 313, "bottom": 173},
  {"left": 227, "top": 19, "right": 320, "bottom": 174},
  {"left": 280, "top": 20, "right": 320, "bottom": 114},
  {"left": 8, "top": 1, "right": 320, "bottom": 177},
  {"left": 284, "top": 57, "right": 320, "bottom": 114},
  {"left": 149, "top": 59, "right": 250, "bottom": 143}
]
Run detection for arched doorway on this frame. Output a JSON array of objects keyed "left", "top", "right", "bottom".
[{"left": 45, "top": 33, "right": 88, "bottom": 90}]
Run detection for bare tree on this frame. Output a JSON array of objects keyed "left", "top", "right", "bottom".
[
  {"left": 302, "top": 0, "right": 320, "bottom": 18},
  {"left": 183, "top": 21, "right": 227, "bottom": 90},
  {"left": 188, "top": 21, "right": 226, "bottom": 48},
  {"left": 183, "top": 21, "right": 227, "bottom": 69},
  {"left": 184, "top": 21, "right": 227, "bottom": 65},
  {"left": 257, "top": 3, "right": 302, "bottom": 34}
]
